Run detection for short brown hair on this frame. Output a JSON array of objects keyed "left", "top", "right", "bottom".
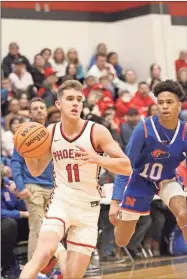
[
  {"left": 58, "top": 80, "right": 83, "bottom": 98},
  {"left": 28, "top": 97, "right": 46, "bottom": 111}
]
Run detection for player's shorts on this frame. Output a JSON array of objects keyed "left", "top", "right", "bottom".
[
  {"left": 120, "top": 173, "right": 185, "bottom": 221},
  {"left": 40, "top": 195, "right": 100, "bottom": 256}
]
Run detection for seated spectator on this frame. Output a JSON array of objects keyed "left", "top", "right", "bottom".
[
  {"left": 131, "top": 82, "right": 155, "bottom": 117},
  {"left": 150, "top": 78, "right": 161, "bottom": 92},
  {"left": 40, "top": 48, "right": 52, "bottom": 68},
  {"left": 83, "top": 75, "right": 97, "bottom": 98},
  {"left": 38, "top": 68, "right": 58, "bottom": 108},
  {"left": 1, "top": 170, "right": 29, "bottom": 278},
  {"left": 89, "top": 43, "right": 107, "bottom": 68},
  {"left": 102, "top": 110, "right": 122, "bottom": 144},
  {"left": 67, "top": 48, "right": 84, "bottom": 83},
  {"left": 31, "top": 54, "right": 47, "bottom": 90},
  {"left": 107, "top": 52, "right": 123, "bottom": 79},
  {"left": 177, "top": 68, "right": 187, "bottom": 103},
  {"left": 147, "top": 103, "right": 158, "bottom": 117},
  {"left": 1, "top": 78, "right": 14, "bottom": 117},
  {"left": 8, "top": 58, "right": 34, "bottom": 96},
  {"left": 4, "top": 98, "right": 22, "bottom": 130},
  {"left": 175, "top": 50, "right": 187, "bottom": 75},
  {"left": 120, "top": 108, "right": 140, "bottom": 150},
  {"left": 99, "top": 76, "right": 115, "bottom": 97},
  {"left": 98, "top": 170, "right": 124, "bottom": 262},
  {"left": 147, "top": 63, "right": 162, "bottom": 85},
  {"left": 118, "top": 69, "right": 138, "bottom": 96},
  {"left": 115, "top": 90, "right": 134, "bottom": 120},
  {"left": 2, "top": 42, "right": 31, "bottom": 78},
  {"left": 18, "top": 93, "right": 29, "bottom": 117},
  {"left": 61, "top": 63, "right": 78, "bottom": 83},
  {"left": 2, "top": 117, "right": 23, "bottom": 157},
  {"left": 87, "top": 54, "right": 122, "bottom": 90},
  {"left": 49, "top": 47, "right": 68, "bottom": 81},
  {"left": 47, "top": 106, "right": 61, "bottom": 124},
  {"left": 177, "top": 160, "right": 187, "bottom": 188}
]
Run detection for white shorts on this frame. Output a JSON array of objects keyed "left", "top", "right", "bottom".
[
  {"left": 121, "top": 181, "right": 185, "bottom": 221},
  {"left": 40, "top": 197, "right": 100, "bottom": 256}
]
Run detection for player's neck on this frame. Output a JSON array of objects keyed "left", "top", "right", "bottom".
[
  {"left": 61, "top": 117, "right": 85, "bottom": 136},
  {"left": 158, "top": 116, "right": 178, "bottom": 130}
]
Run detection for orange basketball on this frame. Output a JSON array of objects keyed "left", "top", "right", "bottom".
[{"left": 14, "top": 122, "right": 51, "bottom": 158}]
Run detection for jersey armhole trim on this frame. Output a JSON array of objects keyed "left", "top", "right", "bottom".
[
  {"left": 142, "top": 118, "right": 148, "bottom": 138},
  {"left": 51, "top": 123, "right": 57, "bottom": 145},
  {"left": 182, "top": 123, "right": 187, "bottom": 141},
  {"left": 90, "top": 123, "right": 104, "bottom": 153}
]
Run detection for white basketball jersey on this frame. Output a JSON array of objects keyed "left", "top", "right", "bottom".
[{"left": 51, "top": 120, "right": 103, "bottom": 204}]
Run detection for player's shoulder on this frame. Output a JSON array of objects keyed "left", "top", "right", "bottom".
[{"left": 92, "top": 122, "right": 110, "bottom": 135}]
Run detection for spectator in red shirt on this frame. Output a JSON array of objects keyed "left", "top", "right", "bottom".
[
  {"left": 177, "top": 160, "right": 187, "bottom": 188},
  {"left": 131, "top": 82, "right": 155, "bottom": 117},
  {"left": 115, "top": 90, "right": 134, "bottom": 120},
  {"left": 83, "top": 76, "right": 96, "bottom": 98},
  {"left": 175, "top": 50, "right": 187, "bottom": 75}
]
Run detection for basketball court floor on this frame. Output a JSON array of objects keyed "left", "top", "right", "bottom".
[{"left": 88, "top": 255, "right": 187, "bottom": 279}]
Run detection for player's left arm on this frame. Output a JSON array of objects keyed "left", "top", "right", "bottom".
[{"left": 75, "top": 124, "right": 132, "bottom": 175}]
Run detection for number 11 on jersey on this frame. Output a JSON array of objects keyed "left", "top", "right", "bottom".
[{"left": 66, "top": 164, "right": 80, "bottom": 183}]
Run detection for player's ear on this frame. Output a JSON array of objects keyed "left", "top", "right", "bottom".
[{"left": 55, "top": 100, "right": 61, "bottom": 110}]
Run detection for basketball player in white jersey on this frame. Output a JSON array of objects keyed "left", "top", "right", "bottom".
[{"left": 19, "top": 80, "right": 132, "bottom": 279}]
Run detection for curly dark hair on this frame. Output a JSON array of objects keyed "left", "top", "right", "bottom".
[{"left": 153, "top": 79, "right": 185, "bottom": 101}]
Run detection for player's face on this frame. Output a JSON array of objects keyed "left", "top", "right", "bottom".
[
  {"left": 157, "top": 92, "right": 181, "bottom": 120},
  {"left": 56, "top": 89, "right": 83, "bottom": 120}
]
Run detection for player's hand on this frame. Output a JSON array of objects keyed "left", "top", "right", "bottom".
[
  {"left": 109, "top": 200, "right": 121, "bottom": 227},
  {"left": 74, "top": 146, "right": 99, "bottom": 166},
  {"left": 19, "top": 188, "right": 31, "bottom": 200}
]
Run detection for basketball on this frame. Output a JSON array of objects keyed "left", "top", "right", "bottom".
[{"left": 14, "top": 122, "right": 51, "bottom": 158}]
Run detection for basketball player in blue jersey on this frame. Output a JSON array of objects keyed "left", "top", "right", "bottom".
[{"left": 109, "top": 79, "right": 187, "bottom": 248}]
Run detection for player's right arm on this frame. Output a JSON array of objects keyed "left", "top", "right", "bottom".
[
  {"left": 24, "top": 124, "right": 54, "bottom": 177},
  {"left": 109, "top": 121, "right": 146, "bottom": 226}
]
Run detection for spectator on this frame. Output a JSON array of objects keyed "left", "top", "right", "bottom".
[
  {"left": 147, "top": 63, "right": 162, "bottom": 85},
  {"left": 11, "top": 97, "right": 53, "bottom": 260},
  {"left": 2, "top": 42, "right": 31, "bottom": 78},
  {"left": 18, "top": 93, "right": 29, "bottom": 117},
  {"left": 107, "top": 52, "right": 123, "bottom": 79},
  {"left": 47, "top": 106, "right": 61, "bottom": 124},
  {"left": 150, "top": 78, "right": 161, "bottom": 92},
  {"left": 31, "top": 54, "right": 47, "bottom": 90},
  {"left": 175, "top": 50, "right": 187, "bottom": 75},
  {"left": 65, "top": 63, "right": 77, "bottom": 80},
  {"left": 49, "top": 47, "right": 68, "bottom": 81},
  {"left": 40, "top": 48, "right": 52, "bottom": 68},
  {"left": 148, "top": 103, "right": 158, "bottom": 117},
  {"left": 2, "top": 117, "right": 23, "bottom": 157},
  {"left": 89, "top": 43, "right": 107, "bottom": 68},
  {"left": 177, "top": 160, "right": 187, "bottom": 188},
  {"left": 102, "top": 111, "right": 122, "bottom": 145},
  {"left": 83, "top": 76, "right": 97, "bottom": 98},
  {"left": 1, "top": 78, "right": 14, "bottom": 117},
  {"left": 119, "top": 69, "right": 138, "bottom": 96},
  {"left": 38, "top": 68, "right": 58, "bottom": 108},
  {"left": 8, "top": 58, "right": 34, "bottom": 95},
  {"left": 1, "top": 171, "right": 29, "bottom": 278},
  {"left": 115, "top": 90, "right": 134, "bottom": 120},
  {"left": 99, "top": 76, "right": 115, "bottom": 97},
  {"left": 98, "top": 170, "right": 124, "bottom": 262},
  {"left": 4, "top": 98, "right": 22, "bottom": 130},
  {"left": 177, "top": 68, "right": 187, "bottom": 103},
  {"left": 120, "top": 108, "right": 140, "bottom": 150},
  {"left": 131, "top": 82, "right": 155, "bottom": 117},
  {"left": 67, "top": 48, "right": 84, "bottom": 83}
]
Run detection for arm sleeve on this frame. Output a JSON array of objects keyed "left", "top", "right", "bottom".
[
  {"left": 112, "top": 121, "right": 146, "bottom": 201},
  {"left": 11, "top": 149, "right": 26, "bottom": 192},
  {"left": 1, "top": 209, "right": 20, "bottom": 219}
]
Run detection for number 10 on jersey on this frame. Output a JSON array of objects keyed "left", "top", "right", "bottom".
[
  {"left": 66, "top": 164, "right": 80, "bottom": 183},
  {"left": 140, "top": 163, "right": 163, "bottom": 180}
]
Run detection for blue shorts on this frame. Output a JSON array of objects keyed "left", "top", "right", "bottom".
[{"left": 121, "top": 174, "right": 161, "bottom": 215}]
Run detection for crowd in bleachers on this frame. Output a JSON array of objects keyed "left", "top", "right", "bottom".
[{"left": 1, "top": 42, "right": 187, "bottom": 278}]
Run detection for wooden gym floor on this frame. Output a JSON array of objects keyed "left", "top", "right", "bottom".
[{"left": 88, "top": 255, "right": 187, "bottom": 279}]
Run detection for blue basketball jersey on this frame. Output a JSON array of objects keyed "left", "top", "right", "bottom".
[{"left": 134, "top": 116, "right": 187, "bottom": 182}]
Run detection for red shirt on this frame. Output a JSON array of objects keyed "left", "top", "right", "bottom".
[
  {"left": 115, "top": 98, "right": 136, "bottom": 119},
  {"left": 177, "top": 163, "right": 187, "bottom": 188},
  {"left": 175, "top": 59, "right": 187, "bottom": 74},
  {"left": 131, "top": 91, "right": 155, "bottom": 117}
]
